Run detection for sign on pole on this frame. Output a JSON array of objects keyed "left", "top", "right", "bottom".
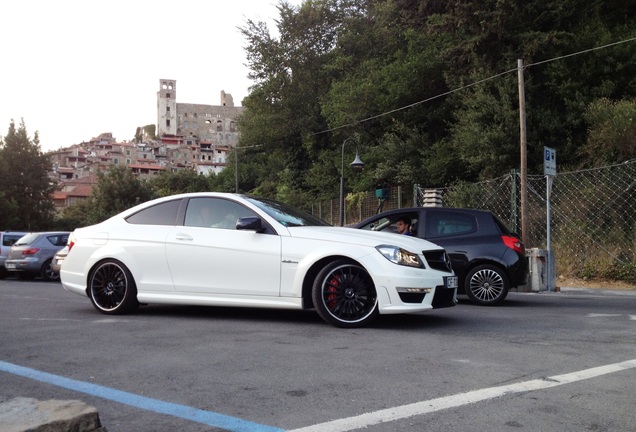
[
  {"left": 543, "top": 146, "right": 556, "bottom": 291},
  {"left": 544, "top": 146, "right": 556, "bottom": 176}
]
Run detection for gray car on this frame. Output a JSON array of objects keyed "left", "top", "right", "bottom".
[
  {"left": 0, "top": 231, "right": 28, "bottom": 279},
  {"left": 5, "top": 232, "right": 70, "bottom": 281}
]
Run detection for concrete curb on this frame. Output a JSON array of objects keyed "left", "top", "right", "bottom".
[{"left": 0, "top": 397, "right": 107, "bottom": 432}]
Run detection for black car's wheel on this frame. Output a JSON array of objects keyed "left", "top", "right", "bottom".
[
  {"left": 465, "top": 264, "right": 509, "bottom": 306},
  {"left": 88, "top": 260, "right": 139, "bottom": 314},
  {"left": 40, "top": 259, "right": 59, "bottom": 282},
  {"left": 312, "top": 260, "right": 378, "bottom": 328}
]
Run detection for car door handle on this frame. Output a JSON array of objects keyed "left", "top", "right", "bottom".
[{"left": 175, "top": 233, "right": 193, "bottom": 241}]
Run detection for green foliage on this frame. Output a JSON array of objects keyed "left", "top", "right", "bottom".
[
  {"left": 56, "top": 199, "right": 92, "bottom": 230},
  {"left": 581, "top": 98, "right": 636, "bottom": 165},
  {"left": 576, "top": 258, "right": 636, "bottom": 285},
  {"left": 237, "top": 0, "right": 636, "bottom": 200},
  {"left": 0, "top": 119, "right": 56, "bottom": 230},
  {"left": 86, "top": 165, "right": 155, "bottom": 224},
  {"left": 147, "top": 169, "right": 215, "bottom": 196}
]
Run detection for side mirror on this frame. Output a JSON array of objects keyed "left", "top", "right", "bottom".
[{"left": 236, "top": 217, "right": 265, "bottom": 232}]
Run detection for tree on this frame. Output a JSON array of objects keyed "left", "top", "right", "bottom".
[
  {"left": 147, "top": 169, "right": 216, "bottom": 196},
  {"left": 580, "top": 98, "right": 636, "bottom": 166},
  {"left": 0, "top": 119, "right": 55, "bottom": 230},
  {"left": 86, "top": 165, "right": 155, "bottom": 224},
  {"left": 236, "top": 0, "right": 636, "bottom": 200}
]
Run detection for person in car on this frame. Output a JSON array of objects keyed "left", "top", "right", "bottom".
[{"left": 396, "top": 216, "right": 412, "bottom": 236}]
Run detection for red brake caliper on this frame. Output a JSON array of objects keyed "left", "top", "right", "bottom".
[{"left": 327, "top": 274, "right": 340, "bottom": 309}]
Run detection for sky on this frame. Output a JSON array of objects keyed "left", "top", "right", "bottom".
[{"left": 1, "top": 0, "right": 302, "bottom": 152}]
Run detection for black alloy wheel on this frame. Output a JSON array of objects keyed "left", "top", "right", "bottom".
[
  {"left": 312, "top": 260, "right": 378, "bottom": 328},
  {"left": 88, "top": 260, "right": 139, "bottom": 314},
  {"left": 40, "top": 259, "right": 59, "bottom": 282}
]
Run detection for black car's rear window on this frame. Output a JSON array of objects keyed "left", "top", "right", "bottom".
[{"left": 426, "top": 211, "right": 477, "bottom": 238}]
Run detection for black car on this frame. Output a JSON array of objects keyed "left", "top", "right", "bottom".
[{"left": 354, "top": 208, "right": 528, "bottom": 305}]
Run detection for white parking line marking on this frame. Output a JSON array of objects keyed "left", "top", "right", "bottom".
[{"left": 288, "top": 359, "right": 636, "bottom": 432}]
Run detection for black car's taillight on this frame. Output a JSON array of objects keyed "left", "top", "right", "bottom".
[{"left": 502, "top": 235, "right": 524, "bottom": 254}]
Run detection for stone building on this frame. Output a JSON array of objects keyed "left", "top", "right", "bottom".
[
  {"left": 156, "top": 79, "right": 244, "bottom": 160},
  {"left": 48, "top": 79, "right": 245, "bottom": 212}
]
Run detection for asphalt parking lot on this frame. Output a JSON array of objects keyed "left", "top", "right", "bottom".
[{"left": 1, "top": 278, "right": 635, "bottom": 432}]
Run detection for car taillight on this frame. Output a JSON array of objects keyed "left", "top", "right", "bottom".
[
  {"left": 68, "top": 239, "right": 75, "bottom": 252},
  {"left": 502, "top": 235, "right": 524, "bottom": 254},
  {"left": 22, "top": 248, "right": 40, "bottom": 256}
]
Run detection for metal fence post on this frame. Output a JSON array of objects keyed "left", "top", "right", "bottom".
[{"left": 510, "top": 169, "right": 518, "bottom": 234}]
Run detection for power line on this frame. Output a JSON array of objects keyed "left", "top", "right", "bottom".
[
  {"left": 314, "top": 35, "right": 636, "bottom": 137},
  {"left": 526, "top": 36, "right": 636, "bottom": 68}
]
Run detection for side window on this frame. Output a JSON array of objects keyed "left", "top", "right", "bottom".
[
  {"left": 46, "top": 235, "right": 67, "bottom": 247},
  {"left": 126, "top": 200, "right": 182, "bottom": 225},
  {"left": 184, "top": 198, "right": 256, "bottom": 229},
  {"left": 425, "top": 211, "right": 477, "bottom": 238},
  {"left": 358, "top": 217, "right": 391, "bottom": 231},
  {"left": 359, "top": 214, "right": 418, "bottom": 235}
]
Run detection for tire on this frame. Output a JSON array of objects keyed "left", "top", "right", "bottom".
[
  {"left": 40, "top": 259, "right": 59, "bottom": 282},
  {"left": 312, "top": 260, "right": 378, "bottom": 328},
  {"left": 88, "top": 260, "right": 139, "bottom": 314},
  {"left": 465, "top": 264, "right": 509, "bottom": 306}
]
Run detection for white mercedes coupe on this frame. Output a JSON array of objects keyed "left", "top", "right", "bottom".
[{"left": 60, "top": 193, "right": 457, "bottom": 327}]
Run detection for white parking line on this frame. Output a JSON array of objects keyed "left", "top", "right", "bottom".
[{"left": 288, "top": 359, "right": 636, "bottom": 432}]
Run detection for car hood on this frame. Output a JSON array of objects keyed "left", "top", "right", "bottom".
[{"left": 287, "top": 226, "right": 442, "bottom": 251}]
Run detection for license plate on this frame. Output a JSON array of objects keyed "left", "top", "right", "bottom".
[
  {"left": 445, "top": 276, "right": 458, "bottom": 289},
  {"left": 5, "top": 263, "right": 16, "bottom": 269}
]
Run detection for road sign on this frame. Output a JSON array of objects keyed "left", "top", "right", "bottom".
[{"left": 544, "top": 147, "right": 556, "bottom": 176}]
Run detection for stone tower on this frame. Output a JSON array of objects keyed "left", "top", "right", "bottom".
[{"left": 157, "top": 79, "right": 177, "bottom": 136}]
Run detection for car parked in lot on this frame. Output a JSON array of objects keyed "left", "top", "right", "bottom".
[
  {"left": 60, "top": 193, "right": 457, "bottom": 328},
  {"left": 5, "top": 232, "right": 70, "bottom": 281},
  {"left": 0, "top": 231, "right": 27, "bottom": 279},
  {"left": 354, "top": 207, "right": 528, "bottom": 306},
  {"left": 51, "top": 245, "right": 68, "bottom": 275}
]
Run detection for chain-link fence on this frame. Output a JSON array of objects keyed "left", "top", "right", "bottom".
[
  {"left": 311, "top": 185, "right": 416, "bottom": 226},
  {"left": 311, "top": 160, "right": 636, "bottom": 282},
  {"left": 416, "top": 160, "right": 636, "bottom": 280}
]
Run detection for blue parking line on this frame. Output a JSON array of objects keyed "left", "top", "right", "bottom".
[{"left": 0, "top": 361, "right": 286, "bottom": 432}]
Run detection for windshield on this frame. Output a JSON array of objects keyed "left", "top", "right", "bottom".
[{"left": 244, "top": 196, "right": 330, "bottom": 227}]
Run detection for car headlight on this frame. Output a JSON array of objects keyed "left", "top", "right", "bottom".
[{"left": 376, "top": 245, "right": 424, "bottom": 268}]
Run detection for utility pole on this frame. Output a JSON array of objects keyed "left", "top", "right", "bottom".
[{"left": 517, "top": 59, "right": 528, "bottom": 245}]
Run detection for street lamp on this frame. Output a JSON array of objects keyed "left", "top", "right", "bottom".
[{"left": 340, "top": 138, "right": 365, "bottom": 226}]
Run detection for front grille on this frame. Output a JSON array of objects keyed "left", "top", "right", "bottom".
[
  {"left": 432, "top": 285, "right": 457, "bottom": 308},
  {"left": 423, "top": 250, "right": 453, "bottom": 272}
]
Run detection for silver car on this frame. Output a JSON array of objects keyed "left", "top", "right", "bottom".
[
  {"left": 0, "top": 231, "right": 28, "bottom": 279},
  {"left": 50, "top": 245, "right": 68, "bottom": 275},
  {"left": 5, "top": 232, "right": 70, "bottom": 281}
]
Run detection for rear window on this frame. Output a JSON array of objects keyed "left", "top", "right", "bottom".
[
  {"left": 14, "top": 233, "right": 39, "bottom": 246},
  {"left": 425, "top": 211, "right": 477, "bottom": 238},
  {"left": 2, "top": 234, "right": 25, "bottom": 247}
]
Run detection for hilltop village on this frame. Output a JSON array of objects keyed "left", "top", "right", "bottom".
[{"left": 49, "top": 79, "right": 245, "bottom": 212}]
